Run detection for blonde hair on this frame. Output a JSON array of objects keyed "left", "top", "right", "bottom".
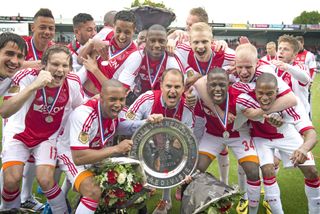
[
  {"left": 235, "top": 43, "right": 258, "bottom": 61},
  {"left": 190, "top": 22, "right": 213, "bottom": 37}
]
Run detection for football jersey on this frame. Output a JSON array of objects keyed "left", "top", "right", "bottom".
[
  {"left": 86, "top": 37, "right": 137, "bottom": 92},
  {"left": 3, "top": 69, "right": 84, "bottom": 147},
  {"left": 175, "top": 43, "right": 235, "bottom": 75},
  {"left": 296, "top": 49, "right": 317, "bottom": 78},
  {"left": 126, "top": 90, "right": 194, "bottom": 129},
  {"left": 67, "top": 39, "right": 82, "bottom": 72},
  {"left": 260, "top": 54, "right": 277, "bottom": 62},
  {"left": 0, "top": 77, "right": 12, "bottom": 96},
  {"left": 23, "top": 36, "right": 54, "bottom": 61},
  {"left": 236, "top": 93, "right": 313, "bottom": 139},
  {"left": 276, "top": 61, "right": 310, "bottom": 114},
  {"left": 93, "top": 26, "right": 114, "bottom": 41},
  {"left": 118, "top": 50, "right": 183, "bottom": 92}
]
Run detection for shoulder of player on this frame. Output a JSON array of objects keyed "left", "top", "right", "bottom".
[{"left": 12, "top": 68, "right": 38, "bottom": 84}]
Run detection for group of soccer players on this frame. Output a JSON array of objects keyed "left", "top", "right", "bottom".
[{"left": 0, "top": 5, "right": 319, "bottom": 214}]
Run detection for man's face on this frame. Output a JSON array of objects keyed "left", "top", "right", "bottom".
[
  {"left": 75, "top": 21, "right": 96, "bottom": 45},
  {"left": 235, "top": 55, "right": 257, "bottom": 83},
  {"left": 100, "top": 86, "right": 126, "bottom": 119},
  {"left": 32, "top": 16, "right": 55, "bottom": 46},
  {"left": 277, "top": 42, "right": 296, "bottom": 64},
  {"left": 160, "top": 72, "right": 184, "bottom": 109},
  {"left": 0, "top": 42, "right": 25, "bottom": 78},
  {"left": 186, "top": 14, "right": 200, "bottom": 32},
  {"left": 255, "top": 81, "right": 278, "bottom": 111},
  {"left": 266, "top": 45, "right": 276, "bottom": 57},
  {"left": 45, "top": 52, "right": 70, "bottom": 88},
  {"left": 207, "top": 73, "right": 228, "bottom": 105},
  {"left": 146, "top": 30, "right": 167, "bottom": 60},
  {"left": 114, "top": 20, "right": 135, "bottom": 49},
  {"left": 190, "top": 30, "right": 212, "bottom": 62},
  {"left": 137, "top": 30, "right": 147, "bottom": 47}
]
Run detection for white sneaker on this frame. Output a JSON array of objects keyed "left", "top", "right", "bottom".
[{"left": 21, "top": 197, "right": 45, "bottom": 212}]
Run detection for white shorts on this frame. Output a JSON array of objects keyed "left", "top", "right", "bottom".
[
  {"left": 253, "top": 135, "right": 315, "bottom": 168},
  {"left": 199, "top": 132, "right": 258, "bottom": 163},
  {"left": 57, "top": 151, "right": 90, "bottom": 190},
  {"left": 1, "top": 137, "right": 57, "bottom": 166}
]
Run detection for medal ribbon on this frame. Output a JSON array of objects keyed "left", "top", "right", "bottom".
[
  {"left": 194, "top": 53, "right": 213, "bottom": 76},
  {"left": 146, "top": 52, "right": 166, "bottom": 89},
  {"left": 31, "top": 37, "right": 39, "bottom": 61},
  {"left": 108, "top": 39, "right": 133, "bottom": 60},
  {"left": 98, "top": 101, "right": 116, "bottom": 145},
  {"left": 212, "top": 93, "right": 229, "bottom": 131},
  {"left": 41, "top": 85, "right": 63, "bottom": 115}
]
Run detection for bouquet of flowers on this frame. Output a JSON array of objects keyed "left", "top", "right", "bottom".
[{"left": 90, "top": 157, "right": 148, "bottom": 213}]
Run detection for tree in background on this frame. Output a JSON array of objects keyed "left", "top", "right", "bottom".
[{"left": 293, "top": 11, "right": 320, "bottom": 24}]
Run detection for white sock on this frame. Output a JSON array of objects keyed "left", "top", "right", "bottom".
[
  {"left": 61, "top": 177, "right": 72, "bottom": 198},
  {"left": 75, "top": 197, "right": 98, "bottom": 214},
  {"left": 264, "top": 176, "right": 283, "bottom": 214},
  {"left": 238, "top": 165, "right": 247, "bottom": 197},
  {"left": 21, "top": 159, "right": 36, "bottom": 202},
  {"left": 217, "top": 151, "right": 229, "bottom": 185},
  {"left": 305, "top": 178, "right": 320, "bottom": 214},
  {"left": 247, "top": 179, "right": 261, "bottom": 214},
  {"left": 1, "top": 188, "right": 21, "bottom": 209},
  {"left": 43, "top": 183, "right": 67, "bottom": 213}
]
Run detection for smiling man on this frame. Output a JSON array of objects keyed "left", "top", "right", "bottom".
[{"left": 0, "top": 45, "right": 84, "bottom": 213}]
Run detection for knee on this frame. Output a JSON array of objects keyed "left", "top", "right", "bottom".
[
  {"left": 261, "top": 164, "right": 276, "bottom": 178},
  {"left": 3, "top": 169, "right": 22, "bottom": 191},
  {"left": 37, "top": 175, "right": 54, "bottom": 191},
  {"left": 302, "top": 166, "right": 319, "bottom": 180},
  {"left": 80, "top": 181, "right": 102, "bottom": 201},
  {"left": 241, "top": 162, "right": 260, "bottom": 181}
]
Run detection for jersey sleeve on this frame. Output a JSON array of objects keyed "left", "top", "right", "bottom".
[
  {"left": 69, "top": 106, "right": 98, "bottom": 150},
  {"left": 126, "top": 90, "right": 154, "bottom": 120},
  {"left": 118, "top": 51, "right": 143, "bottom": 89},
  {"left": 67, "top": 73, "right": 84, "bottom": 109},
  {"left": 222, "top": 47, "right": 235, "bottom": 70}
]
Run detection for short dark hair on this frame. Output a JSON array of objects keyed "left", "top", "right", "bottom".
[
  {"left": 34, "top": 8, "right": 54, "bottom": 21},
  {"left": 208, "top": 67, "right": 228, "bottom": 80},
  {"left": 114, "top": 10, "right": 136, "bottom": 26},
  {"left": 256, "top": 73, "right": 278, "bottom": 88},
  {"left": 0, "top": 32, "right": 27, "bottom": 56},
  {"left": 161, "top": 68, "right": 184, "bottom": 84},
  {"left": 41, "top": 45, "right": 72, "bottom": 68},
  {"left": 73, "top": 13, "right": 94, "bottom": 28}
]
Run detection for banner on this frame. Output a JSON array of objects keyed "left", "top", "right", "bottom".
[{"left": 0, "top": 23, "right": 29, "bottom": 36}]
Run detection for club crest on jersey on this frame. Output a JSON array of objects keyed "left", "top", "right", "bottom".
[
  {"left": 78, "top": 131, "right": 89, "bottom": 144},
  {"left": 8, "top": 85, "right": 20, "bottom": 93},
  {"left": 125, "top": 111, "right": 136, "bottom": 120},
  {"left": 187, "top": 70, "right": 194, "bottom": 78}
]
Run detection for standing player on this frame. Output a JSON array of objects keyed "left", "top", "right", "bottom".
[
  {"left": 126, "top": 69, "right": 194, "bottom": 214},
  {"left": 77, "top": 10, "right": 137, "bottom": 97},
  {"left": 67, "top": 13, "right": 96, "bottom": 72},
  {"left": 272, "top": 35, "right": 311, "bottom": 115},
  {"left": 237, "top": 73, "right": 320, "bottom": 214},
  {"left": 0, "top": 45, "right": 84, "bottom": 213},
  {"left": 260, "top": 41, "right": 277, "bottom": 62}
]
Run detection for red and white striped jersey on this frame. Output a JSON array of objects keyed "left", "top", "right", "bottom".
[
  {"left": 296, "top": 49, "right": 317, "bottom": 78},
  {"left": 23, "top": 36, "right": 54, "bottom": 61},
  {"left": 3, "top": 69, "right": 84, "bottom": 147}
]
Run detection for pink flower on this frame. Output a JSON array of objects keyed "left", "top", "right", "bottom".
[
  {"left": 133, "top": 183, "right": 143, "bottom": 193},
  {"left": 107, "top": 170, "right": 117, "bottom": 184}
]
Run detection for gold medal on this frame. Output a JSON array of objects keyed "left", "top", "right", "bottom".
[
  {"left": 187, "top": 70, "right": 194, "bottom": 78},
  {"left": 223, "top": 131, "right": 230, "bottom": 139},
  {"left": 125, "top": 111, "right": 136, "bottom": 120},
  {"left": 78, "top": 131, "right": 89, "bottom": 144},
  {"left": 47, "top": 96, "right": 54, "bottom": 104},
  {"left": 45, "top": 115, "right": 54, "bottom": 123}
]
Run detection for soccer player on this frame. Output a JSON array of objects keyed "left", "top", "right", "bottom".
[
  {"left": 272, "top": 35, "right": 311, "bottom": 115},
  {"left": 260, "top": 41, "right": 277, "bottom": 62},
  {"left": 236, "top": 72, "right": 320, "bottom": 214},
  {"left": 194, "top": 68, "right": 261, "bottom": 214},
  {"left": 0, "top": 45, "right": 84, "bottom": 213},
  {"left": 77, "top": 10, "right": 137, "bottom": 97},
  {"left": 125, "top": 68, "right": 194, "bottom": 214},
  {"left": 67, "top": 13, "right": 96, "bottom": 72},
  {"left": 57, "top": 79, "right": 157, "bottom": 213}
]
